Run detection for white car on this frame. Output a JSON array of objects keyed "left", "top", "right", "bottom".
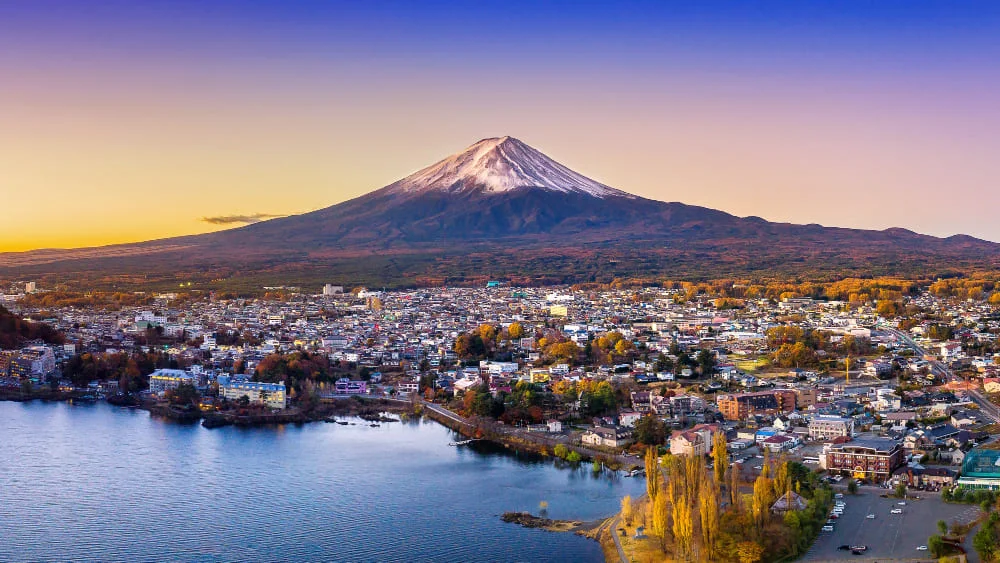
[
  {"left": 897, "top": 501, "right": 907, "bottom": 506},
  {"left": 891, "top": 508, "right": 903, "bottom": 514},
  {"left": 866, "top": 514, "right": 875, "bottom": 519},
  {"left": 822, "top": 525, "right": 834, "bottom": 532},
  {"left": 916, "top": 546, "right": 928, "bottom": 551}
]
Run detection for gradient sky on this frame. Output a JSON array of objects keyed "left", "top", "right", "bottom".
[{"left": 3, "top": 0, "right": 1000, "bottom": 251}]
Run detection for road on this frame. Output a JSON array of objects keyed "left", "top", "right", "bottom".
[
  {"left": 888, "top": 328, "right": 1000, "bottom": 423},
  {"left": 418, "top": 398, "right": 641, "bottom": 467}
]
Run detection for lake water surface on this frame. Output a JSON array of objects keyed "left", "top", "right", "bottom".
[{"left": 0, "top": 401, "right": 643, "bottom": 562}]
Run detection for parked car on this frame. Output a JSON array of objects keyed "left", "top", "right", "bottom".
[
  {"left": 822, "top": 525, "right": 834, "bottom": 532},
  {"left": 916, "top": 546, "right": 928, "bottom": 551},
  {"left": 866, "top": 514, "right": 875, "bottom": 519},
  {"left": 891, "top": 508, "right": 903, "bottom": 514}
]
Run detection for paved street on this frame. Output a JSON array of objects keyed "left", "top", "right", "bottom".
[{"left": 801, "top": 493, "right": 980, "bottom": 561}]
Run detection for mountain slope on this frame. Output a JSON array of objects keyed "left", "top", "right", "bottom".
[{"left": 1, "top": 136, "right": 998, "bottom": 285}]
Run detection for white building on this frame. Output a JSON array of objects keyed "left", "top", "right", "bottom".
[
  {"left": 148, "top": 369, "right": 197, "bottom": 394},
  {"left": 807, "top": 415, "right": 854, "bottom": 440},
  {"left": 217, "top": 375, "right": 286, "bottom": 409}
]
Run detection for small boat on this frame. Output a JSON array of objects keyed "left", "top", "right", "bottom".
[
  {"left": 369, "top": 423, "right": 381, "bottom": 427},
  {"left": 336, "top": 421, "right": 349, "bottom": 425}
]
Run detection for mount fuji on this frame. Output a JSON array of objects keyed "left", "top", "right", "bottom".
[{"left": 2, "top": 136, "right": 998, "bottom": 285}]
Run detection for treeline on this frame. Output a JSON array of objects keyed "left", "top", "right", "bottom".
[
  {"left": 19, "top": 291, "right": 155, "bottom": 310},
  {"left": 460, "top": 379, "right": 619, "bottom": 423},
  {"left": 0, "top": 305, "right": 64, "bottom": 350},
  {"left": 766, "top": 326, "right": 873, "bottom": 369},
  {"left": 61, "top": 351, "right": 174, "bottom": 392}
]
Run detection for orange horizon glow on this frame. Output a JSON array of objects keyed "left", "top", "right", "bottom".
[{"left": 3, "top": 2, "right": 1000, "bottom": 252}]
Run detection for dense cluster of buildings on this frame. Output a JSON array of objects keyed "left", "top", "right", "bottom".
[{"left": 6, "top": 282, "right": 1000, "bottom": 489}]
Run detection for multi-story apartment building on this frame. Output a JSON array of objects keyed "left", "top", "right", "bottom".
[
  {"left": 808, "top": 415, "right": 855, "bottom": 440},
  {"left": 148, "top": 369, "right": 198, "bottom": 394},
  {"left": 9, "top": 346, "right": 56, "bottom": 378},
  {"left": 717, "top": 390, "right": 796, "bottom": 421},
  {"left": 217, "top": 375, "right": 286, "bottom": 409},
  {"left": 825, "top": 439, "right": 904, "bottom": 482}
]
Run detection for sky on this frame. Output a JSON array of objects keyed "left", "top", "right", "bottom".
[{"left": 2, "top": 0, "right": 1000, "bottom": 251}]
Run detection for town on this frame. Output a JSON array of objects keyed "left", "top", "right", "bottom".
[{"left": 6, "top": 278, "right": 1000, "bottom": 560}]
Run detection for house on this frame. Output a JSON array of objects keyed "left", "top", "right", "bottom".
[
  {"left": 951, "top": 409, "right": 986, "bottom": 428},
  {"left": 581, "top": 426, "right": 633, "bottom": 449},
  {"left": 619, "top": 410, "right": 643, "bottom": 428},
  {"left": 771, "top": 491, "right": 808, "bottom": 514},
  {"left": 761, "top": 434, "right": 796, "bottom": 452},
  {"left": 547, "top": 420, "right": 563, "bottom": 433},
  {"left": 670, "top": 430, "right": 707, "bottom": 457},
  {"left": 669, "top": 423, "right": 720, "bottom": 457},
  {"left": 772, "top": 416, "right": 792, "bottom": 431}
]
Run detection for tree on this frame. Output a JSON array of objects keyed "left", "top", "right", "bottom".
[
  {"left": 937, "top": 520, "right": 948, "bottom": 536},
  {"left": 847, "top": 479, "right": 858, "bottom": 495},
  {"left": 973, "top": 521, "right": 998, "bottom": 561},
  {"left": 928, "top": 534, "right": 946, "bottom": 558},
  {"left": 736, "top": 540, "right": 764, "bottom": 563},
  {"left": 730, "top": 464, "right": 742, "bottom": 511},
  {"left": 645, "top": 447, "right": 660, "bottom": 501},
  {"left": 651, "top": 491, "right": 670, "bottom": 550},
  {"left": 634, "top": 415, "right": 667, "bottom": 446},
  {"left": 620, "top": 495, "right": 634, "bottom": 526},
  {"left": 166, "top": 383, "right": 199, "bottom": 407},
  {"left": 751, "top": 473, "right": 775, "bottom": 529},
  {"left": 895, "top": 482, "right": 907, "bottom": 499},
  {"left": 697, "top": 349, "right": 717, "bottom": 376},
  {"left": 712, "top": 431, "right": 727, "bottom": 485},
  {"left": 673, "top": 494, "right": 694, "bottom": 558},
  {"left": 700, "top": 480, "right": 720, "bottom": 558},
  {"left": 507, "top": 322, "right": 525, "bottom": 341}
]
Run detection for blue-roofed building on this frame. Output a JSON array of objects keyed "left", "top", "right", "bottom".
[{"left": 217, "top": 375, "right": 286, "bottom": 409}]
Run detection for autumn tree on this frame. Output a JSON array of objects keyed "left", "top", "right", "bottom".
[
  {"left": 736, "top": 541, "right": 765, "bottom": 563},
  {"left": 751, "top": 473, "right": 776, "bottom": 530},
  {"left": 620, "top": 495, "right": 634, "bottom": 526},
  {"left": 672, "top": 494, "right": 694, "bottom": 559},
  {"left": 645, "top": 447, "right": 660, "bottom": 501},
  {"left": 651, "top": 491, "right": 670, "bottom": 550},
  {"left": 507, "top": 322, "right": 525, "bottom": 340},
  {"left": 730, "top": 466, "right": 742, "bottom": 512},
  {"left": 713, "top": 431, "right": 728, "bottom": 484},
  {"left": 700, "top": 480, "right": 720, "bottom": 559}
]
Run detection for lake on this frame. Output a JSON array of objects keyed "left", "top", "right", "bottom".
[{"left": 0, "top": 401, "right": 643, "bottom": 562}]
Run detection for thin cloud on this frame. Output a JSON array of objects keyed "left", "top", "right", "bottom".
[{"left": 200, "top": 213, "right": 286, "bottom": 225}]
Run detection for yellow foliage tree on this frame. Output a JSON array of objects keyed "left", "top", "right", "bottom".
[
  {"left": 736, "top": 541, "right": 765, "bottom": 563},
  {"left": 644, "top": 447, "right": 660, "bottom": 501},
  {"left": 713, "top": 430, "right": 727, "bottom": 484},
  {"left": 672, "top": 493, "right": 694, "bottom": 559},
  {"left": 620, "top": 495, "right": 633, "bottom": 526},
  {"left": 507, "top": 321, "right": 524, "bottom": 340},
  {"left": 651, "top": 491, "right": 670, "bottom": 550},
  {"left": 700, "top": 480, "right": 720, "bottom": 559}
]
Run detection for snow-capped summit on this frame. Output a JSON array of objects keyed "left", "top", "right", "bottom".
[{"left": 383, "top": 136, "right": 635, "bottom": 199}]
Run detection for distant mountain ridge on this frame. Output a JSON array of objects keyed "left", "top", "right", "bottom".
[{"left": 1, "top": 136, "right": 998, "bottom": 285}]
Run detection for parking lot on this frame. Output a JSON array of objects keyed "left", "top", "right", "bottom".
[{"left": 801, "top": 492, "right": 981, "bottom": 561}]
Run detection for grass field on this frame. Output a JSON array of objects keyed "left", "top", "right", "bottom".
[{"left": 735, "top": 358, "right": 770, "bottom": 372}]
